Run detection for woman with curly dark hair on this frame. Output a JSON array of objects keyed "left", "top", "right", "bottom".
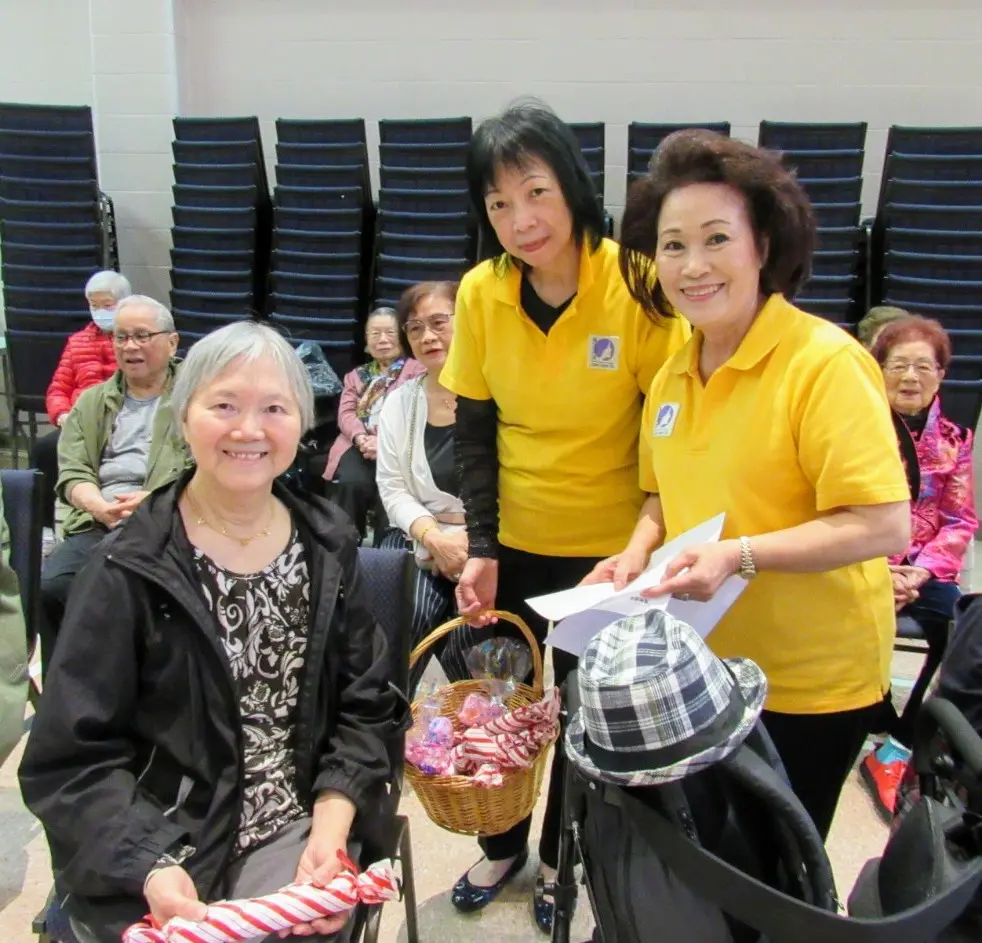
[{"left": 583, "top": 130, "right": 911, "bottom": 839}]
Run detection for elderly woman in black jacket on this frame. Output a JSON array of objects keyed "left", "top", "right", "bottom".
[{"left": 19, "top": 321, "right": 397, "bottom": 943}]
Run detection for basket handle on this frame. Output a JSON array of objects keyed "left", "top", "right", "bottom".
[{"left": 408, "top": 610, "right": 544, "bottom": 696}]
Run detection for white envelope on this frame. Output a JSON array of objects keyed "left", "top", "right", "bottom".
[{"left": 528, "top": 514, "right": 747, "bottom": 657}]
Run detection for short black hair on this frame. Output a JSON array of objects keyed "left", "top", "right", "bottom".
[
  {"left": 467, "top": 98, "right": 604, "bottom": 268},
  {"left": 620, "top": 129, "right": 816, "bottom": 319}
]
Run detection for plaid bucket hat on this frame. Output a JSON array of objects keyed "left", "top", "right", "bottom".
[{"left": 565, "top": 609, "right": 767, "bottom": 787}]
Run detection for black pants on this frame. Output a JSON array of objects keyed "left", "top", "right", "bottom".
[
  {"left": 880, "top": 578, "right": 961, "bottom": 747},
  {"left": 479, "top": 546, "right": 602, "bottom": 869},
  {"left": 332, "top": 447, "right": 386, "bottom": 539},
  {"left": 377, "top": 528, "right": 475, "bottom": 696},
  {"left": 39, "top": 527, "right": 109, "bottom": 677},
  {"left": 29, "top": 428, "right": 60, "bottom": 529},
  {"left": 762, "top": 702, "right": 881, "bottom": 840}
]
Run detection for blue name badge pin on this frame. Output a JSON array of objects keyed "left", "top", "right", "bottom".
[{"left": 653, "top": 402, "right": 680, "bottom": 437}]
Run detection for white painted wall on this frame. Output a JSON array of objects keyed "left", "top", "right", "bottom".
[
  {"left": 178, "top": 0, "right": 982, "bottom": 218},
  {"left": 0, "top": 2, "right": 94, "bottom": 107}
]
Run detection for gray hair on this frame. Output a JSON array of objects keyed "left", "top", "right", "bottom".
[
  {"left": 365, "top": 305, "right": 398, "bottom": 337},
  {"left": 85, "top": 269, "right": 132, "bottom": 302},
  {"left": 171, "top": 321, "right": 315, "bottom": 433},
  {"left": 115, "top": 294, "right": 175, "bottom": 332}
]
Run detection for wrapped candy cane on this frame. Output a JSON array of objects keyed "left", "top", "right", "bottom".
[
  {"left": 122, "top": 859, "right": 399, "bottom": 943},
  {"left": 483, "top": 687, "right": 560, "bottom": 735},
  {"left": 472, "top": 763, "right": 505, "bottom": 788}
]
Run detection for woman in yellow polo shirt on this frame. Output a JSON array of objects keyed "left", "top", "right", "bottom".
[
  {"left": 440, "top": 100, "right": 687, "bottom": 932},
  {"left": 585, "top": 129, "right": 910, "bottom": 840}
]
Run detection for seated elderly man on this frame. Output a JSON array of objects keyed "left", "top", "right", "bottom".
[
  {"left": 31, "top": 269, "right": 133, "bottom": 536},
  {"left": 38, "top": 295, "right": 187, "bottom": 674}
]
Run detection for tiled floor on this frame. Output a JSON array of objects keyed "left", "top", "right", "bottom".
[{"left": 0, "top": 644, "right": 931, "bottom": 943}]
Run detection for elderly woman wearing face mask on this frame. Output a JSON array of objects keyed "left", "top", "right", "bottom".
[
  {"left": 861, "top": 314, "right": 978, "bottom": 814},
  {"left": 31, "top": 270, "right": 133, "bottom": 536},
  {"left": 20, "top": 320, "right": 397, "bottom": 943},
  {"left": 323, "top": 307, "right": 424, "bottom": 538}
]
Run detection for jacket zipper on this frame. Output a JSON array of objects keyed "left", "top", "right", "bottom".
[
  {"left": 293, "top": 565, "right": 341, "bottom": 802},
  {"left": 106, "top": 550, "right": 246, "bottom": 896}
]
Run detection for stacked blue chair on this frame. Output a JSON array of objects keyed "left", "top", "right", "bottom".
[
  {"left": 874, "top": 125, "right": 982, "bottom": 430},
  {"left": 759, "top": 121, "right": 868, "bottom": 331},
  {"left": 567, "top": 121, "right": 611, "bottom": 235},
  {"left": 627, "top": 121, "right": 731, "bottom": 187},
  {"left": 374, "top": 117, "right": 475, "bottom": 305},
  {"left": 0, "top": 102, "right": 106, "bottom": 465},
  {"left": 269, "top": 118, "right": 373, "bottom": 378},
  {"left": 168, "top": 116, "right": 271, "bottom": 344}
]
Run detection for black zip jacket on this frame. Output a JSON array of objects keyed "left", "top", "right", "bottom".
[{"left": 18, "top": 472, "right": 397, "bottom": 937}]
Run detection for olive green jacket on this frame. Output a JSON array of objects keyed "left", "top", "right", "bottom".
[
  {"left": 0, "top": 495, "right": 27, "bottom": 765},
  {"left": 56, "top": 364, "right": 189, "bottom": 536}
]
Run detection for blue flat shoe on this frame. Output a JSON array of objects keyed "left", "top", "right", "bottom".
[
  {"left": 533, "top": 871, "right": 576, "bottom": 935},
  {"left": 450, "top": 848, "right": 530, "bottom": 914},
  {"left": 532, "top": 873, "right": 554, "bottom": 934}
]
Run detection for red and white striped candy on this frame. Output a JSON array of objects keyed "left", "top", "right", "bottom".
[
  {"left": 122, "top": 860, "right": 398, "bottom": 943},
  {"left": 484, "top": 687, "right": 560, "bottom": 735},
  {"left": 472, "top": 763, "right": 505, "bottom": 788}
]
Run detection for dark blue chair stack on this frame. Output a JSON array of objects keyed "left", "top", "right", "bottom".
[
  {"left": 169, "top": 116, "right": 272, "bottom": 343},
  {"left": 759, "top": 121, "right": 868, "bottom": 332},
  {"left": 0, "top": 102, "right": 105, "bottom": 465},
  {"left": 567, "top": 121, "right": 612, "bottom": 236},
  {"left": 873, "top": 125, "right": 982, "bottom": 431},
  {"left": 268, "top": 118, "right": 373, "bottom": 379},
  {"left": 627, "top": 121, "right": 731, "bottom": 188},
  {"left": 374, "top": 117, "right": 475, "bottom": 305}
]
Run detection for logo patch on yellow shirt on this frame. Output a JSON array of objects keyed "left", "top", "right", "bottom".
[
  {"left": 653, "top": 402, "right": 680, "bottom": 437},
  {"left": 588, "top": 335, "right": 620, "bottom": 370}
]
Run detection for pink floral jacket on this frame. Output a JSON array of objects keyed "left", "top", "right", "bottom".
[{"left": 890, "top": 398, "right": 979, "bottom": 583}]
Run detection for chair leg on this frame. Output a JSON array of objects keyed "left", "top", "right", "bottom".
[
  {"left": 399, "top": 818, "right": 419, "bottom": 943},
  {"left": 28, "top": 412, "right": 38, "bottom": 458},
  {"left": 10, "top": 410, "right": 19, "bottom": 470}
]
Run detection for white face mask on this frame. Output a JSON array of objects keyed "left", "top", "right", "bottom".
[{"left": 90, "top": 306, "right": 116, "bottom": 332}]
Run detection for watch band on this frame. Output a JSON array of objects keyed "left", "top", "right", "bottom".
[
  {"left": 144, "top": 843, "right": 195, "bottom": 893},
  {"left": 738, "top": 536, "right": 757, "bottom": 580}
]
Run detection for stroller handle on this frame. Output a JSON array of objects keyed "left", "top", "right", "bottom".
[{"left": 914, "top": 696, "right": 982, "bottom": 780}]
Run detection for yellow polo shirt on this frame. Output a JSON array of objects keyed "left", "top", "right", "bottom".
[
  {"left": 640, "top": 295, "right": 909, "bottom": 714},
  {"left": 442, "top": 238, "right": 688, "bottom": 557}
]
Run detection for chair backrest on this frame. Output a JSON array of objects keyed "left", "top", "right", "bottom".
[
  {"left": 0, "top": 470, "right": 43, "bottom": 649},
  {"left": 356, "top": 546, "right": 414, "bottom": 694},
  {"left": 356, "top": 546, "right": 415, "bottom": 792}
]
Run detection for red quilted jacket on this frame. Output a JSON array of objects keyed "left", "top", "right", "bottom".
[{"left": 45, "top": 323, "right": 119, "bottom": 425}]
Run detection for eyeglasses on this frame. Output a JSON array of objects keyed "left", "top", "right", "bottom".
[
  {"left": 405, "top": 313, "right": 453, "bottom": 341},
  {"left": 366, "top": 328, "right": 398, "bottom": 340},
  {"left": 113, "top": 330, "right": 169, "bottom": 347},
  {"left": 883, "top": 360, "right": 940, "bottom": 377}
]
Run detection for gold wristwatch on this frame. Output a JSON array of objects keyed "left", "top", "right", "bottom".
[{"left": 738, "top": 536, "right": 757, "bottom": 580}]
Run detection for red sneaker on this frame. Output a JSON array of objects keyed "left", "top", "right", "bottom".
[{"left": 860, "top": 751, "right": 907, "bottom": 818}]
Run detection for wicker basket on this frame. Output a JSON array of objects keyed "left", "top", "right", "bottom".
[{"left": 404, "top": 610, "right": 554, "bottom": 836}]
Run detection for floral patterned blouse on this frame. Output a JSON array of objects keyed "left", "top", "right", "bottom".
[
  {"left": 193, "top": 529, "right": 310, "bottom": 853},
  {"left": 891, "top": 397, "right": 979, "bottom": 583}
]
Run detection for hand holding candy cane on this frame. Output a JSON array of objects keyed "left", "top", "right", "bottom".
[
  {"left": 123, "top": 857, "right": 399, "bottom": 943},
  {"left": 144, "top": 866, "right": 207, "bottom": 929}
]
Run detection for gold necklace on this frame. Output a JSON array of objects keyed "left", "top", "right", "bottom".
[
  {"left": 424, "top": 378, "right": 456, "bottom": 412},
  {"left": 185, "top": 487, "right": 274, "bottom": 547}
]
